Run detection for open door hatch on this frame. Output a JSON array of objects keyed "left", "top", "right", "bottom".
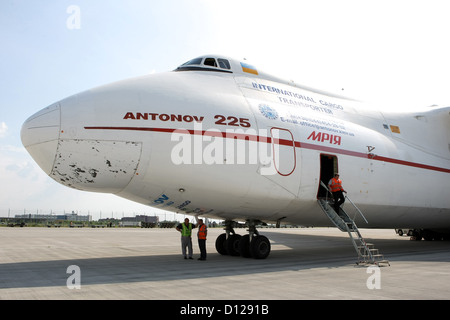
[{"left": 317, "top": 154, "right": 338, "bottom": 198}]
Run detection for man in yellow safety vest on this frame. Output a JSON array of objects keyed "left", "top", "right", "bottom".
[{"left": 176, "top": 218, "right": 196, "bottom": 259}]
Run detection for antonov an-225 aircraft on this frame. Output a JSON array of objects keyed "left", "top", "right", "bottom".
[{"left": 21, "top": 55, "right": 450, "bottom": 260}]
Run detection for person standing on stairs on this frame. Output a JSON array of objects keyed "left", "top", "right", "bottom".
[{"left": 328, "top": 173, "right": 347, "bottom": 215}]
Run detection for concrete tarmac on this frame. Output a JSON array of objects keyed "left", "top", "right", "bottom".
[{"left": 0, "top": 227, "right": 450, "bottom": 300}]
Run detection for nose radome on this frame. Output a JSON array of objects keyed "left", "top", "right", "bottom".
[{"left": 21, "top": 103, "right": 61, "bottom": 174}]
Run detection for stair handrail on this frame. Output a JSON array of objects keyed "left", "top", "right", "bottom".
[
  {"left": 345, "top": 194, "right": 369, "bottom": 224},
  {"left": 320, "top": 181, "right": 332, "bottom": 199},
  {"left": 320, "top": 181, "right": 368, "bottom": 224}
]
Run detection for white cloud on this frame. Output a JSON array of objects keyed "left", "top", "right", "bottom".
[
  {"left": 0, "top": 122, "right": 8, "bottom": 138},
  {"left": 0, "top": 147, "right": 47, "bottom": 211}
]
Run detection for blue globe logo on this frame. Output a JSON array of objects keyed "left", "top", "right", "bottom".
[{"left": 259, "top": 104, "right": 278, "bottom": 120}]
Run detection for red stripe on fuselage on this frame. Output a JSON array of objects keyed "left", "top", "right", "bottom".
[{"left": 84, "top": 126, "right": 450, "bottom": 174}]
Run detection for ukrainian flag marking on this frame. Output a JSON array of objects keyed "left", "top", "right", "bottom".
[{"left": 240, "top": 62, "right": 258, "bottom": 75}]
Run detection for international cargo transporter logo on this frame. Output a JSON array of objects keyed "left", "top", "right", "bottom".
[{"left": 258, "top": 104, "right": 278, "bottom": 120}]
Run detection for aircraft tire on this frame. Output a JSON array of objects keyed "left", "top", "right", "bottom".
[
  {"left": 250, "top": 235, "right": 271, "bottom": 259},
  {"left": 410, "top": 230, "right": 423, "bottom": 241},
  {"left": 238, "top": 234, "right": 252, "bottom": 258},
  {"left": 226, "top": 234, "right": 241, "bottom": 256},
  {"left": 215, "top": 233, "right": 228, "bottom": 255}
]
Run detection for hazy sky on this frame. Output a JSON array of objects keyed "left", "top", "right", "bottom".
[{"left": 1, "top": 0, "right": 450, "bottom": 220}]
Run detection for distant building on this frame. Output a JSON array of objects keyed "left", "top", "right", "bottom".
[
  {"left": 120, "top": 215, "right": 159, "bottom": 227},
  {"left": 56, "top": 212, "right": 91, "bottom": 222},
  {"left": 15, "top": 212, "right": 92, "bottom": 222},
  {"left": 15, "top": 214, "right": 54, "bottom": 220}
]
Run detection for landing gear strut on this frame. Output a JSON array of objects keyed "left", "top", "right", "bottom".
[{"left": 215, "top": 220, "right": 271, "bottom": 259}]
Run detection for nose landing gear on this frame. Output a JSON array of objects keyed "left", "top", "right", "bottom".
[{"left": 215, "top": 220, "right": 271, "bottom": 259}]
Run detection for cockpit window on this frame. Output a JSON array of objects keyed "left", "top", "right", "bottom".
[
  {"left": 175, "top": 56, "right": 233, "bottom": 73},
  {"left": 181, "top": 58, "right": 203, "bottom": 66},
  {"left": 218, "top": 59, "right": 231, "bottom": 69},
  {"left": 204, "top": 58, "right": 217, "bottom": 67}
]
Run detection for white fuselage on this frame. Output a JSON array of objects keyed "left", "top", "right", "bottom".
[{"left": 21, "top": 57, "right": 450, "bottom": 230}]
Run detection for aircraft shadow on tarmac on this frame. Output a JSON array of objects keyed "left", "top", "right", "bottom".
[{"left": 1, "top": 230, "right": 450, "bottom": 289}]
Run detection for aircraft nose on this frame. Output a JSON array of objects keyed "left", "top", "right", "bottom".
[{"left": 21, "top": 103, "right": 61, "bottom": 174}]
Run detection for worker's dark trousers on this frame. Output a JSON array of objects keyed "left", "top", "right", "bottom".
[
  {"left": 198, "top": 239, "right": 207, "bottom": 260},
  {"left": 181, "top": 236, "right": 193, "bottom": 258},
  {"left": 332, "top": 190, "right": 345, "bottom": 214}
]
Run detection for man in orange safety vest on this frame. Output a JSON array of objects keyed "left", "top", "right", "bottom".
[
  {"left": 328, "top": 173, "right": 347, "bottom": 214},
  {"left": 197, "top": 219, "right": 207, "bottom": 260}
]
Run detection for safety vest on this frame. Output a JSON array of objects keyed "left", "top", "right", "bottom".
[
  {"left": 329, "top": 177, "right": 344, "bottom": 192},
  {"left": 198, "top": 224, "right": 207, "bottom": 240},
  {"left": 181, "top": 223, "right": 192, "bottom": 237}
]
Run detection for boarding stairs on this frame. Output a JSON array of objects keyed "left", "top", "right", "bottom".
[{"left": 318, "top": 182, "right": 390, "bottom": 266}]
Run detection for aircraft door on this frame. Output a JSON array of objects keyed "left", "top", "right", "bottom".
[
  {"left": 255, "top": 125, "right": 300, "bottom": 198},
  {"left": 270, "top": 127, "right": 296, "bottom": 176},
  {"left": 317, "top": 154, "right": 338, "bottom": 199}
]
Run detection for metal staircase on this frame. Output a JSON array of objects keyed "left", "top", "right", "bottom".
[{"left": 318, "top": 182, "right": 390, "bottom": 266}]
